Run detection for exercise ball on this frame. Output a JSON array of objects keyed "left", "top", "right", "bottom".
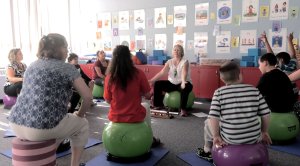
[
  {"left": 212, "top": 143, "right": 269, "bottom": 166},
  {"left": 163, "top": 91, "right": 195, "bottom": 109},
  {"left": 92, "top": 84, "right": 104, "bottom": 98},
  {"left": 3, "top": 95, "right": 17, "bottom": 108},
  {"left": 102, "top": 121, "right": 153, "bottom": 158},
  {"left": 268, "top": 112, "right": 299, "bottom": 142}
]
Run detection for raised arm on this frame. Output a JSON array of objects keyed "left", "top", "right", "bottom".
[
  {"left": 288, "top": 32, "right": 296, "bottom": 59},
  {"left": 260, "top": 31, "right": 273, "bottom": 54},
  {"left": 148, "top": 61, "right": 170, "bottom": 86}
]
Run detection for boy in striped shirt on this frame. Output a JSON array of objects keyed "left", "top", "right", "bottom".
[{"left": 197, "top": 61, "right": 272, "bottom": 162}]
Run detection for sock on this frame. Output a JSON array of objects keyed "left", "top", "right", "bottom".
[{"left": 203, "top": 145, "right": 211, "bottom": 153}]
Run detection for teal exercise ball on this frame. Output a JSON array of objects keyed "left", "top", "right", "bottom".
[
  {"left": 163, "top": 91, "right": 195, "bottom": 109},
  {"left": 268, "top": 112, "right": 299, "bottom": 142},
  {"left": 92, "top": 84, "right": 104, "bottom": 98},
  {"left": 102, "top": 122, "right": 153, "bottom": 158}
]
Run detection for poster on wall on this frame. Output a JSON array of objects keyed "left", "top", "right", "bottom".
[
  {"left": 289, "top": 7, "right": 299, "bottom": 19},
  {"left": 119, "top": 35, "right": 130, "bottom": 47},
  {"left": 194, "top": 32, "right": 208, "bottom": 54},
  {"left": 270, "top": 0, "right": 289, "bottom": 20},
  {"left": 216, "top": 31, "right": 231, "bottom": 53},
  {"left": 134, "top": 9, "right": 145, "bottom": 29},
  {"left": 155, "top": 34, "right": 167, "bottom": 50},
  {"left": 217, "top": 0, "right": 232, "bottom": 24},
  {"left": 173, "top": 33, "right": 186, "bottom": 48},
  {"left": 103, "top": 38, "right": 112, "bottom": 51},
  {"left": 242, "top": 0, "right": 259, "bottom": 22},
  {"left": 269, "top": 28, "right": 287, "bottom": 53},
  {"left": 102, "top": 13, "right": 112, "bottom": 30},
  {"left": 240, "top": 30, "right": 257, "bottom": 53},
  {"left": 195, "top": 3, "right": 209, "bottom": 26},
  {"left": 119, "top": 11, "right": 129, "bottom": 30},
  {"left": 135, "top": 35, "right": 146, "bottom": 50},
  {"left": 154, "top": 7, "right": 166, "bottom": 28},
  {"left": 260, "top": 6, "right": 269, "bottom": 17},
  {"left": 174, "top": 5, "right": 187, "bottom": 27}
]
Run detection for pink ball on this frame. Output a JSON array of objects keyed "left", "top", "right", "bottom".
[
  {"left": 212, "top": 143, "right": 269, "bottom": 166},
  {"left": 3, "top": 95, "right": 17, "bottom": 108}
]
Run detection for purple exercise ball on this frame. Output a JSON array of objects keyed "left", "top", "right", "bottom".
[
  {"left": 212, "top": 143, "right": 269, "bottom": 166},
  {"left": 3, "top": 95, "right": 17, "bottom": 108}
]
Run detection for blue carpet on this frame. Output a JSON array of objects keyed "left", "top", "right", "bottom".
[
  {"left": 177, "top": 152, "right": 213, "bottom": 166},
  {"left": 86, "top": 147, "right": 169, "bottom": 166},
  {"left": 0, "top": 138, "right": 102, "bottom": 158},
  {"left": 3, "top": 129, "right": 15, "bottom": 138},
  {"left": 269, "top": 137, "right": 300, "bottom": 156}
]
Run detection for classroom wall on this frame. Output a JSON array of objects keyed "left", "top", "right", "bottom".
[{"left": 84, "top": 0, "right": 300, "bottom": 63}]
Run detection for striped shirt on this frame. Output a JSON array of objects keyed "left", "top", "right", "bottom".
[{"left": 208, "top": 84, "right": 270, "bottom": 145}]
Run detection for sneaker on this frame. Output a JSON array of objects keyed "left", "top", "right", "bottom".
[
  {"left": 196, "top": 148, "right": 213, "bottom": 162},
  {"left": 180, "top": 110, "right": 188, "bottom": 117}
]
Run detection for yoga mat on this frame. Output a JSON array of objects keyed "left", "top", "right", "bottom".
[
  {"left": 86, "top": 147, "right": 169, "bottom": 166},
  {"left": 3, "top": 129, "right": 16, "bottom": 138},
  {"left": 0, "top": 138, "right": 102, "bottom": 159},
  {"left": 177, "top": 152, "right": 213, "bottom": 166},
  {"left": 269, "top": 137, "right": 300, "bottom": 156}
]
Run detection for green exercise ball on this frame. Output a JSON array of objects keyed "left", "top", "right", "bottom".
[
  {"left": 163, "top": 91, "right": 195, "bottom": 109},
  {"left": 102, "top": 121, "right": 153, "bottom": 158},
  {"left": 92, "top": 84, "right": 104, "bottom": 98},
  {"left": 268, "top": 112, "right": 299, "bottom": 142}
]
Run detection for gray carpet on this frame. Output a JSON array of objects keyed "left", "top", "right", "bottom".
[{"left": 0, "top": 100, "right": 299, "bottom": 166}]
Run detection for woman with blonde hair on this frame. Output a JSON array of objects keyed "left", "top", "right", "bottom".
[
  {"left": 8, "top": 33, "right": 92, "bottom": 166},
  {"left": 4, "top": 48, "right": 27, "bottom": 96}
]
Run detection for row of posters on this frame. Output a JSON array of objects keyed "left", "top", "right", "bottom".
[
  {"left": 98, "top": 28, "right": 289, "bottom": 55},
  {"left": 97, "top": 0, "right": 297, "bottom": 30}
]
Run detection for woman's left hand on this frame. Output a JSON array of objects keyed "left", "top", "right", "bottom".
[{"left": 181, "top": 82, "right": 186, "bottom": 89}]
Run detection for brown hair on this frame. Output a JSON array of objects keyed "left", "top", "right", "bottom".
[
  {"left": 8, "top": 48, "right": 21, "bottom": 64},
  {"left": 219, "top": 61, "right": 240, "bottom": 83},
  {"left": 37, "top": 33, "right": 67, "bottom": 60}
]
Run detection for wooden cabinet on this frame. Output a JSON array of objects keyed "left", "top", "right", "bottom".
[
  {"left": 136, "top": 65, "right": 167, "bottom": 80},
  {"left": 241, "top": 67, "right": 262, "bottom": 86},
  {"left": 198, "top": 66, "right": 220, "bottom": 99}
]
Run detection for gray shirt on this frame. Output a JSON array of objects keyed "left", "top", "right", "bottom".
[{"left": 8, "top": 58, "right": 80, "bottom": 129}]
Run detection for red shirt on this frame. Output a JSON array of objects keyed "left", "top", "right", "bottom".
[
  {"left": 92, "top": 59, "right": 109, "bottom": 80},
  {"left": 104, "top": 68, "right": 151, "bottom": 122}
]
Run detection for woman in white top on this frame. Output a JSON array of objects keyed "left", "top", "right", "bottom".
[{"left": 149, "top": 44, "right": 193, "bottom": 116}]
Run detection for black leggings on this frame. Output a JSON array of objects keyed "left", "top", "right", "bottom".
[
  {"left": 4, "top": 81, "right": 23, "bottom": 97},
  {"left": 68, "top": 90, "right": 81, "bottom": 113},
  {"left": 153, "top": 80, "right": 193, "bottom": 110}
]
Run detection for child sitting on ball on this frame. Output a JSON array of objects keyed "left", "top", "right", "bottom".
[{"left": 196, "top": 61, "right": 272, "bottom": 162}]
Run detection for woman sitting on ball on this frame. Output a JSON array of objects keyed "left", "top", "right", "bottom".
[{"left": 104, "top": 45, "right": 160, "bottom": 147}]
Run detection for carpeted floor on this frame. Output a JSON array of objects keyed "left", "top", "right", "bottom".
[{"left": 0, "top": 100, "right": 300, "bottom": 166}]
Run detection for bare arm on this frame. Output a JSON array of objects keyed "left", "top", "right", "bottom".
[
  {"left": 288, "top": 32, "right": 296, "bottom": 59},
  {"left": 149, "top": 61, "right": 170, "bottom": 86},
  {"left": 260, "top": 31, "right": 273, "bottom": 54},
  {"left": 73, "top": 77, "right": 93, "bottom": 117},
  {"left": 95, "top": 67, "right": 105, "bottom": 78},
  {"left": 261, "top": 114, "right": 272, "bottom": 145},
  {"left": 6, "top": 68, "right": 23, "bottom": 83},
  {"left": 209, "top": 117, "right": 227, "bottom": 147},
  {"left": 181, "top": 61, "right": 188, "bottom": 83},
  {"left": 289, "top": 69, "right": 300, "bottom": 81}
]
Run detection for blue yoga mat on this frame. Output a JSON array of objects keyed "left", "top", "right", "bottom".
[
  {"left": 0, "top": 138, "right": 102, "bottom": 159},
  {"left": 269, "top": 137, "right": 300, "bottom": 156},
  {"left": 177, "top": 152, "right": 213, "bottom": 166},
  {"left": 3, "top": 129, "right": 16, "bottom": 138},
  {"left": 86, "top": 147, "right": 169, "bottom": 166}
]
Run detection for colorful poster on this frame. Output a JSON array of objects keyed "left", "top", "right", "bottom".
[
  {"left": 260, "top": 6, "right": 269, "bottom": 17},
  {"left": 269, "top": 28, "right": 287, "bottom": 53},
  {"left": 240, "top": 30, "right": 257, "bottom": 53},
  {"left": 195, "top": 3, "right": 209, "bottom": 26},
  {"left": 119, "top": 11, "right": 129, "bottom": 30},
  {"left": 217, "top": 0, "right": 232, "bottom": 24},
  {"left": 135, "top": 35, "right": 146, "bottom": 50},
  {"left": 102, "top": 13, "right": 111, "bottom": 30},
  {"left": 155, "top": 34, "right": 167, "bottom": 50},
  {"left": 134, "top": 9, "right": 145, "bottom": 29},
  {"left": 242, "top": 0, "right": 259, "bottom": 22},
  {"left": 289, "top": 7, "right": 299, "bottom": 19},
  {"left": 216, "top": 31, "right": 231, "bottom": 53},
  {"left": 154, "top": 7, "right": 166, "bottom": 28},
  {"left": 173, "top": 33, "right": 186, "bottom": 48},
  {"left": 103, "top": 38, "right": 112, "bottom": 51},
  {"left": 270, "top": 0, "right": 289, "bottom": 20},
  {"left": 194, "top": 32, "right": 208, "bottom": 54},
  {"left": 174, "top": 5, "right": 187, "bottom": 27},
  {"left": 231, "top": 36, "right": 239, "bottom": 48}
]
